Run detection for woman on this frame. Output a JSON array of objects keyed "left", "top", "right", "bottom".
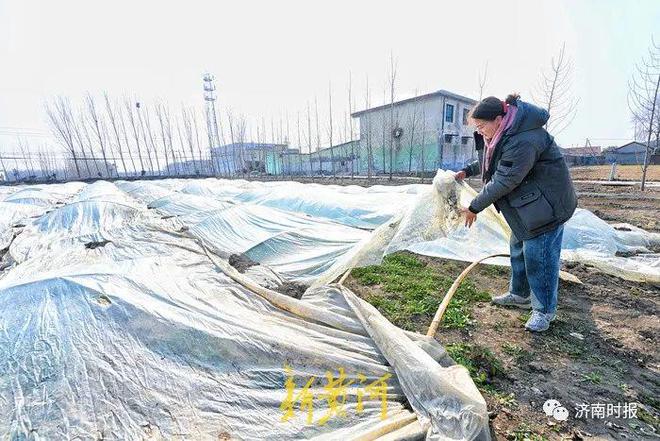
[{"left": 455, "top": 93, "right": 577, "bottom": 332}]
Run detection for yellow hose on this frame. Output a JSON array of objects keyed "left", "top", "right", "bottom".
[{"left": 426, "top": 253, "right": 510, "bottom": 337}]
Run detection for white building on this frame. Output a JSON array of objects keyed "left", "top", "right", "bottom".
[{"left": 351, "top": 89, "right": 477, "bottom": 173}]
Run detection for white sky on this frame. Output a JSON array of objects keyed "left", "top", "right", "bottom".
[{"left": 1, "top": 0, "right": 659, "bottom": 153}]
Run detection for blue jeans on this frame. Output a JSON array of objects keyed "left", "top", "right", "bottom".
[{"left": 509, "top": 224, "right": 564, "bottom": 315}]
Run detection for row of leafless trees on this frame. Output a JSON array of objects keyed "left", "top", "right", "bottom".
[
  {"left": 0, "top": 138, "right": 65, "bottom": 182},
  {"left": 37, "top": 89, "right": 385, "bottom": 182},
  {"left": 44, "top": 94, "right": 219, "bottom": 180},
  {"left": 35, "top": 58, "right": 426, "bottom": 183}
]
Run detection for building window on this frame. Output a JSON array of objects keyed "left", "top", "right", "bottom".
[
  {"left": 444, "top": 134, "right": 454, "bottom": 143},
  {"left": 445, "top": 103, "right": 454, "bottom": 123},
  {"left": 461, "top": 136, "right": 470, "bottom": 145},
  {"left": 463, "top": 108, "right": 470, "bottom": 125}
]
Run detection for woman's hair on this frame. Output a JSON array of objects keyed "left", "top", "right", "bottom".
[{"left": 469, "top": 93, "right": 520, "bottom": 121}]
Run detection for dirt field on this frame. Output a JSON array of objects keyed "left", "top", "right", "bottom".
[
  {"left": 575, "top": 182, "right": 660, "bottom": 232},
  {"left": 346, "top": 253, "right": 660, "bottom": 440},
  {"left": 570, "top": 165, "right": 660, "bottom": 182}
]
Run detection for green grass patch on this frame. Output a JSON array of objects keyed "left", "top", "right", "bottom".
[
  {"left": 501, "top": 342, "right": 524, "bottom": 357},
  {"left": 540, "top": 328, "right": 585, "bottom": 359},
  {"left": 351, "top": 252, "right": 491, "bottom": 331},
  {"left": 639, "top": 392, "right": 660, "bottom": 412},
  {"left": 507, "top": 424, "right": 549, "bottom": 441},
  {"left": 493, "top": 320, "right": 507, "bottom": 332},
  {"left": 580, "top": 371, "right": 602, "bottom": 384},
  {"left": 446, "top": 342, "right": 503, "bottom": 390},
  {"left": 492, "top": 391, "right": 518, "bottom": 408},
  {"left": 518, "top": 311, "right": 532, "bottom": 324},
  {"left": 481, "top": 264, "right": 509, "bottom": 277},
  {"left": 638, "top": 407, "right": 660, "bottom": 432}
]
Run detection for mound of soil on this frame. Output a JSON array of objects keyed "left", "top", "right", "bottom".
[
  {"left": 274, "top": 280, "right": 307, "bottom": 300},
  {"left": 229, "top": 253, "right": 308, "bottom": 299},
  {"left": 228, "top": 253, "right": 259, "bottom": 273},
  {"left": 85, "top": 240, "right": 111, "bottom": 249}
]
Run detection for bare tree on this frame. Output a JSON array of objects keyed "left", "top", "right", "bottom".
[
  {"left": 85, "top": 94, "right": 112, "bottom": 177},
  {"left": 285, "top": 110, "right": 292, "bottom": 177},
  {"left": 104, "top": 93, "right": 130, "bottom": 176},
  {"left": 0, "top": 149, "right": 9, "bottom": 181},
  {"left": 236, "top": 116, "right": 247, "bottom": 178},
  {"left": 181, "top": 106, "right": 201, "bottom": 175},
  {"left": 314, "top": 97, "right": 322, "bottom": 175},
  {"left": 364, "top": 75, "right": 373, "bottom": 180},
  {"left": 628, "top": 37, "right": 660, "bottom": 191},
  {"left": 478, "top": 61, "right": 489, "bottom": 101},
  {"left": 380, "top": 86, "right": 388, "bottom": 175},
  {"left": 17, "top": 138, "right": 36, "bottom": 178},
  {"left": 388, "top": 53, "right": 398, "bottom": 179},
  {"left": 227, "top": 110, "right": 237, "bottom": 176},
  {"left": 175, "top": 119, "right": 188, "bottom": 175},
  {"left": 45, "top": 97, "right": 82, "bottom": 178},
  {"left": 214, "top": 107, "right": 230, "bottom": 177},
  {"left": 155, "top": 103, "right": 174, "bottom": 176},
  {"left": 420, "top": 105, "right": 427, "bottom": 183},
  {"left": 296, "top": 111, "right": 303, "bottom": 176},
  {"left": 227, "top": 110, "right": 248, "bottom": 177},
  {"left": 116, "top": 98, "right": 138, "bottom": 176},
  {"left": 306, "top": 102, "right": 314, "bottom": 178},
  {"left": 64, "top": 103, "right": 95, "bottom": 178},
  {"left": 327, "top": 82, "right": 336, "bottom": 178},
  {"left": 654, "top": 98, "right": 660, "bottom": 152},
  {"left": 348, "top": 72, "right": 355, "bottom": 179},
  {"left": 37, "top": 148, "right": 50, "bottom": 180},
  {"left": 407, "top": 95, "right": 421, "bottom": 173},
  {"left": 78, "top": 109, "right": 102, "bottom": 177},
  {"left": 191, "top": 108, "right": 206, "bottom": 175},
  {"left": 165, "top": 106, "right": 181, "bottom": 176},
  {"left": 270, "top": 116, "right": 276, "bottom": 176},
  {"left": 531, "top": 42, "right": 579, "bottom": 135},
  {"left": 124, "top": 98, "right": 146, "bottom": 175},
  {"left": 135, "top": 102, "right": 156, "bottom": 175},
  {"left": 143, "top": 104, "right": 163, "bottom": 175}
]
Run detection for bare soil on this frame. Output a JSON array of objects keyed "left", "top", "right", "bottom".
[
  {"left": 228, "top": 253, "right": 259, "bottom": 273},
  {"left": 346, "top": 256, "right": 660, "bottom": 440},
  {"left": 229, "top": 253, "right": 307, "bottom": 299},
  {"left": 570, "top": 165, "right": 660, "bottom": 182},
  {"left": 573, "top": 182, "right": 660, "bottom": 233}
]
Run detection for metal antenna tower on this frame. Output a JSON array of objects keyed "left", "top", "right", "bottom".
[{"left": 203, "top": 73, "right": 221, "bottom": 175}]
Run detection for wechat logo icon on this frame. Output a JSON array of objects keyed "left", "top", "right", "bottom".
[{"left": 543, "top": 399, "right": 569, "bottom": 421}]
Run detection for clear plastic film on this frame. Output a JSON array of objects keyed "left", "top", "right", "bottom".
[{"left": 2, "top": 173, "right": 657, "bottom": 441}]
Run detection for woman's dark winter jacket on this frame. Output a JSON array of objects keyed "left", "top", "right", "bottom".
[{"left": 461, "top": 99, "right": 578, "bottom": 240}]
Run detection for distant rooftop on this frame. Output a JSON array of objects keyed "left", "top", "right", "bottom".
[
  {"left": 351, "top": 89, "right": 477, "bottom": 118},
  {"left": 216, "top": 142, "right": 288, "bottom": 150},
  {"left": 560, "top": 146, "right": 602, "bottom": 156}
]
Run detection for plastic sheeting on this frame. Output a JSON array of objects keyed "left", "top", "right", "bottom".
[
  {"left": 308, "top": 171, "right": 660, "bottom": 286},
  {"left": 1, "top": 180, "right": 490, "bottom": 440},
  {"left": 128, "top": 174, "right": 659, "bottom": 284}
]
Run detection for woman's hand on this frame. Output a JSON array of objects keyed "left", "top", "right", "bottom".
[
  {"left": 454, "top": 170, "right": 466, "bottom": 181},
  {"left": 459, "top": 207, "right": 477, "bottom": 228}
]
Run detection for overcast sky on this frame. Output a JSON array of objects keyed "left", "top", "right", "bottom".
[{"left": 1, "top": 0, "right": 658, "bottom": 153}]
